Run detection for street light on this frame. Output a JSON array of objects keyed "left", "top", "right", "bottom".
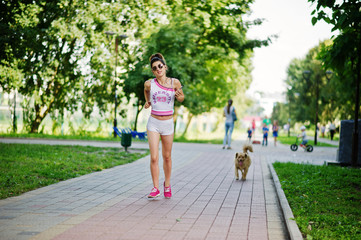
[
  {"left": 352, "top": 66, "right": 360, "bottom": 167},
  {"left": 105, "top": 31, "right": 127, "bottom": 138},
  {"left": 303, "top": 70, "right": 332, "bottom": 145},
  {"left": 13, "top": 90, "right": 17, "bottom": 133},
  {"left": 286, "top": 86, "right": 292, "bottom": 137}
]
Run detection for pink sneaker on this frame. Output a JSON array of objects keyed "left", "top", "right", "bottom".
[
  {"left": 148, "top": 187, "right": 160, "bottom": 198},
  {"left": 164, "top": 182, "right": 172, "bottom": 199}
]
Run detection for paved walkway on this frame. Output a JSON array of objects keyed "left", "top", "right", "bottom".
[
  {"left": 316, "top": 137, "right": 339, "bottom": 146},
  {"left": 0, "top": 137, "right": 338, "bottom": 240}
]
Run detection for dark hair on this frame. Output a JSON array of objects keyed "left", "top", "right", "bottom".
[
  {"left": 227, "top": 99, "right": 233, "bottom": 114},
  {"left": 149, "top": 53, "right": 166, "bottom": 67}
]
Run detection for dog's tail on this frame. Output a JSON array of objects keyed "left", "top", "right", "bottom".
[{"left": 243, "top": 144, "right": 253, "bottom": 153}]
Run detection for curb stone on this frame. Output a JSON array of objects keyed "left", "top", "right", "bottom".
[{"left": 268, "top": 160, "right": 303, "bottom": 240}]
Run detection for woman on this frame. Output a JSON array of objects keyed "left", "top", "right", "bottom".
[
  {"left": 272, "top": 120, "right": 279, "bottom": 146},
  {"left": 222, "top": 99, "right": 236, "bottom": 149},
  {"left": 144, "top": 53, "right": 184, "bottom": 199}
]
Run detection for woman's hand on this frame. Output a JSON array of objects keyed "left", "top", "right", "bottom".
[
  {"left": 174, "top": 86, "right": 184, "bottom": 102},
  {"left": 144, "top": 101, "right": 151, "bottom": 109}
]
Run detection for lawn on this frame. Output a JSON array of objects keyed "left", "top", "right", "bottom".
[
  {"left": 273, "top": 162, "right": 361, "bottom": 240},
  {"left": 0, "top": 143, "right": 149, "bottom": 199},
  {"left": 0, "top": 132, "right": 121, "bottom": 142},
  {"left": 174, "top": 135, "right": 223, "bottom": 144},
  {"left": 278, "top": 135, "right": 337, "bottom": 147},
  {"left": 0, "top": 132, "right": 224, "bottom": 144}
]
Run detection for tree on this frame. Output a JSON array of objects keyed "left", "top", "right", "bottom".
[
  {"left": 271, "top": 102, "right": 288, "bottom": 127},
  {"left": 124, "top": 0, "right": 272, "bottom": 132},
  {"left": 285, "top": 41, "right": 339, "bottom": 126},
  {"left": 309, "top": 0, "right": 360, "bottom": 166},
  {"left": 0, "top": 0, "right": 162, "bottom": 133}
]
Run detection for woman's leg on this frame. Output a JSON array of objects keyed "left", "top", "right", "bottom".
[
  {"left": 147, "top": 130, "right": 160, "bottom": 189},
  {"left": 161, "top": 134, "right": 174, "bottom": 187},
  {"left": 223, "top": 123, "right": 230, "bottom": 146},
  {"left": 227, "top": 123, "right": 234, "bottom": 147}
]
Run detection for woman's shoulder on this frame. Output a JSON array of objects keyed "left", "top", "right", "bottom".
[
  {"left": 171, "top": 78, "right": 181, "bottom": 86},
  {"left": 144, "top": 79, "right": 152, "bottom": 88}
]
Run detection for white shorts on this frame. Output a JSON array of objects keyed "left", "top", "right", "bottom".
[{"left": 147, "top": 116, "right": 174, "bottom": 136}]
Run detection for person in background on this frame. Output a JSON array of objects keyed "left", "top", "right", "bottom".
[
  {"left": 262, "top": 115, "right": 271, "bottom": 128},
  {"left": 298, "top": 126, "right": 308, "bottom": 149},
  {"left": 321, "top": 124, "right": 326, "bottom": 138},
  {"left": 222, "top": 99, "right": 236, "bottom": 149},
  {"left": 262, "top": 123, "right": 269, "bottom": 146},
  {"left": 272, "top": 120, "right": 279, "bottom": 146},
  {"left": 329, "top": 122, "right": 336, "bottom": 141},
  {"left": 251, "top": 119, "right": 256, "bottom": 138},
  {"left": 247, "top": 127, "right": 252, "bottom": 143}
]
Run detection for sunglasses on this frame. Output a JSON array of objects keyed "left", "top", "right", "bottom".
[{"left": 152, "top": 64, "right": 164, "bottom": 71}]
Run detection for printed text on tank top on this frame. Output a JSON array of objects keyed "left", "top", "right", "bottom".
[{"left": 150, "top": 78, "right": 175, "bottom": 117}]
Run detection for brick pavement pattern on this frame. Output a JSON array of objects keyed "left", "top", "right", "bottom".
[{"left": 0, "top": 139, "right": 294, "bottom": 240}]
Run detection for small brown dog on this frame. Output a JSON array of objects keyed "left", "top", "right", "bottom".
[{"left": 235, "top": 145, "right": 253, "bottom": 180}]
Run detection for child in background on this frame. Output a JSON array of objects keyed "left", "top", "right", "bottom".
[
  {"left": 262, "top": 123, "right": 269, "bottom": 146},
  {"left": 298, "top": 126, "right": 308, "bottom": 149},
  {"left": 247, "top": 127, "right": 252, "bottom": 143}
]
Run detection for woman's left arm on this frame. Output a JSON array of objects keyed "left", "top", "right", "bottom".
[{"left": 174, "top": 79, "right": 184, "bottom": 102}]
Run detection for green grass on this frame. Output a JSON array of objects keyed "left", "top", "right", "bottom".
[
  {"left": 0, "top": 132, "right": 120, "bottom": 142},
  {"left": 273, "top": 162, "right": 361, "bottom": 240},
  {"left": 0, "top": 143, "right": 149, "bottom": 199},
  {"left": 174, "top": 135, "right": 222, "bottom": 144},
  {"left": 0, "top": 132, "right": 224, "bottom": 144},
  {"left": 278, "top": 135, "right": 337, "bottom": 147}
]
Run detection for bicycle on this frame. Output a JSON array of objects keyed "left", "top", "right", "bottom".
[{"left": 290, "top": 137, "right": 314, "bottom": 152}]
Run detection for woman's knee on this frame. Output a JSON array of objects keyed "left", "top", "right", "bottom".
[
  {"left": 150, "top": 155, "right": 159, "bottom": 164},
  {"left": 163, "top": 155, "right": 172, "bottom": 164}
]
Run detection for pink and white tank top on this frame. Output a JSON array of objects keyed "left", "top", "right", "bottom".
[{"left": 150, "top": 78, "right": 175, "bottom": 116}]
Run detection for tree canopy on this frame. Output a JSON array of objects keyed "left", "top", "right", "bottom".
[{"left": 1, "top": 0, "right": 271, "bottom": 133}]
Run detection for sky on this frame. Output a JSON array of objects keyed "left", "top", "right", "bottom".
[{"left": 245, "top": 0, "right": 335, "bottom": 98}]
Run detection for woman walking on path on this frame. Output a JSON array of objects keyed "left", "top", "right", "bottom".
[
  {"left": 144, "top": 53, "right": 184, "bottom": 199},
  {"left": 272, "top": 120, "right": 279, "bottom": 146},
  {"left": 222, "top": 99, "right": 237, "bottom": 149}
]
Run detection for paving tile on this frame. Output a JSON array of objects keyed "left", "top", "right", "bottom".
[{"left": 0, "top": 139, "right": 295, "bottom": 240}]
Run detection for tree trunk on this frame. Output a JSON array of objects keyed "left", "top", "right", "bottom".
[
  {"left": 181, "top": 113, "right": 193, "bottom": 137},
  {"left": 29, "top": 102, "right": 53, "bottom": 133},
  {"left": 133, "top": 101, "right": 144, "bottom": 131},
  {"left": 30, "top": 115, "right": 44, "bottom": 133}
]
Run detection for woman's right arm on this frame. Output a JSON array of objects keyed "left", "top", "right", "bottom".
[{"left": 144, "top": 80, "right": 151, "bottom": 109}]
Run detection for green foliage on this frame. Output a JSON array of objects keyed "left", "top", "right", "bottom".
[
  {"left": 174, "top": 135, "right": 222, "bottom": 144},
  {"left": 281, "top": 0, "right": 361, "bottom": 125},
  {"left": 271, "top": 102, "right": 289, "bottom": 127},
  {"left": 284, "top": 40, "right": 344, "bottom": 124},
  {"left": 0, "top": 0, "right": 161, "bottom": 133},
  {"left": 1, "top": 0, "right": 272, "bottom": 134},
  {"left": 0, "top": 143, "right": 149, "bottom": 199},
  {"left": 277, "top": 135, "right": 337, "bottom": 147},
  {"left": 273, "top": 162, "right": 361, "bottom": 239},
  {"left": 308, "top": 0, "right": 361, "bottom": 119},
  {"left": 124, "top": 0, "right": 272, "bottom": 131}
]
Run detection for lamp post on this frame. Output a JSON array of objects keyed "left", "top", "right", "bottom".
[
  {"left": 351, "top": 61, "right": 360, "bottom": 167},
  {"left": 105, "top": 31, "right": 127, "bottom": 138},
  {"left": 287, "top": 86, "right": 292, "bottom": 137},
  {"left": 303, "top": 70, "right": 333, "bottom": 146},
  {"left": 13, "top": 89, "right": 17, "bottom": 133}
]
